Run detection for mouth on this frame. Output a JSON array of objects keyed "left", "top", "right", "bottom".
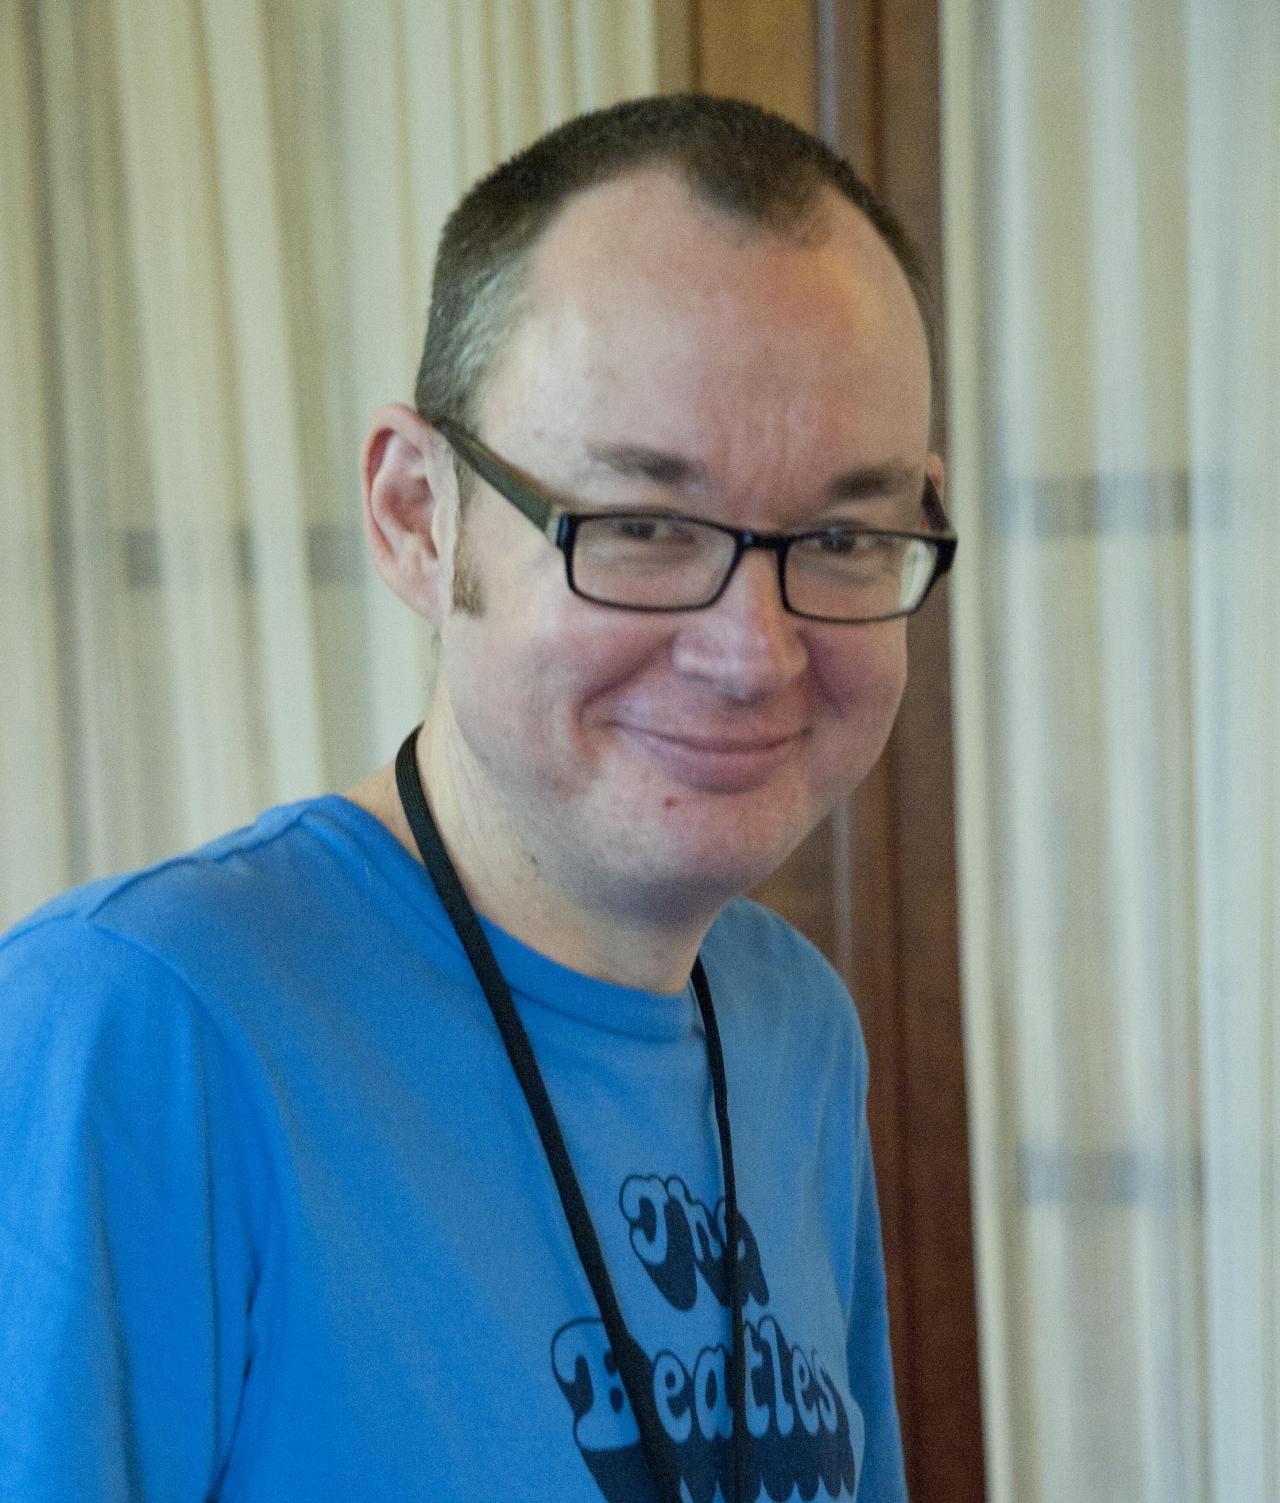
[{"left": 617, "top": 725, "right": 806, "bottom": 792}]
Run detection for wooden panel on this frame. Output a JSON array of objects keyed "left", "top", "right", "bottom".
[
  {"left": 823, "top": 0, "right": 879, "bottom": 180},
  {"left": 877, "top": 0, "right": 949, "bottom": 441},
  {"left": 827, "top": 2, "right": 986, "bottom": 1499},
  {"left": 694, "top": 0, "right": 817, "bottom": 126},
  {"left": 882, "top": 594, "right": 984, "bottom": 1503},
  {"left": 750, "top": 816, "right": 838, "bottom": 962},
  {"left": 653, "top": 0, "right": 697, "bottom": 91},
  {"left": 845, "top": 754, "right": 912, "bottom": 1417},
  {"left": 687, "top": 4, "right": 986, "bottom": 1498}
]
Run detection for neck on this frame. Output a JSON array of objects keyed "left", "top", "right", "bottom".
[{"left": 345, "top": 732, "right": 712, "bottom": 994}]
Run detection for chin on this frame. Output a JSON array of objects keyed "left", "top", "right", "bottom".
[{"left": 644, "top": 811, "right": 821, "bottom": 905}]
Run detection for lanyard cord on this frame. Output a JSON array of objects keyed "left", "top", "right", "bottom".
[{"left": 394, "top": 729, "right": 747, "bottom": 1503}]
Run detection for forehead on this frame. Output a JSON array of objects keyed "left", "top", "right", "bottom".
[{"left": 480, "top": 168, "right": 932, "bottom": 477}]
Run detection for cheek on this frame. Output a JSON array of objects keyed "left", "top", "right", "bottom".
[
  {"left": 816, "top": 628, "right": 909, "bottom": 755},
  {"left": 453, "top": 600, "right": 663, "bottom": 769},
  {"left": 528, "top": 608, "right": 672, "bottom": 720}
]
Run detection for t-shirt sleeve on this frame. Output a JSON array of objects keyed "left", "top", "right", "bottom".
[
  {"left": 0, "top": 916, "right": 271, "bottom": 1502},
  {"left": 846, "top": 1104, "right": 909, "bottom": 1502}
]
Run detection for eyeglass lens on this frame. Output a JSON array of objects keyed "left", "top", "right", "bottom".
[{"left": 569, "top": 515, "right": 939, "bottom": 621}]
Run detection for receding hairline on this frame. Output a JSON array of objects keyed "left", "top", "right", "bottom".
[
  {"left": 529, "top": 158, "right": 834, "bottom": 255},
  {"left": 469, "top": 161, "right": 932, "bottom": 424},
  {"left": 415, "top": 95, "right": 939, "bottom": 453}
]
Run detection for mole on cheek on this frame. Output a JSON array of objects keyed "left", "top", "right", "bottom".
[{"left": 663, "top": 796, "right": 680, "bottom": 810}]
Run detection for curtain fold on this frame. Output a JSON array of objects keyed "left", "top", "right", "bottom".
[
  {"left": 1188, "top": 8, "right": 1280, "bottom": 1496},
  {"left": 112, "top": 0, "right": 261, "bottom": 832},
  {"left": 1, "top": 0, "right": 679, "bottom": 929},
  {"left": 203, "top": 0, "right": 325, "bottom": 799},
  {"left": 1, "top": 5, "right": 68, "bottom": 924},
  {"left": 944, "top": 1, "right": 1279, "bottom": 1499}
]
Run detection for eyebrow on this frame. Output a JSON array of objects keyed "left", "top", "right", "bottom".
[
  {"left": 583, "top": 443, "right": 707, "bottom": 488},
  {"left": 582, "top": 442, "right": 922, "bottom": 504},
  {"left": 827, "top": 461, "right": 922, "bottom": 502}
]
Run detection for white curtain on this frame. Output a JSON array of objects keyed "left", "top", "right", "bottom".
[
  {"left": 0, "top": 0, "right": 682, "bottom": 929},
  {"left": 943, "top": 1, "right": 1279, "bottom": 1500}
]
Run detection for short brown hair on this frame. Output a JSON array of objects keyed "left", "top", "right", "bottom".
[{"left": 414, "top": 93, "right": 936, "bottom": 436}]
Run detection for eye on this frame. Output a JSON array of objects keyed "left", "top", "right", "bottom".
[
  {"left": 809, "top": 527, "right": 891, "bottom": 557},
  {"left": 791, "top": 527, "right": 903, "bottom": 581},
  {"left": 587, "top": 514, "right": 707, "bottom": 549}
]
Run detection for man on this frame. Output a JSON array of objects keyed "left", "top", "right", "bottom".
[{"left": 1, "top": 96, "right": 951, "bottom": 1502}]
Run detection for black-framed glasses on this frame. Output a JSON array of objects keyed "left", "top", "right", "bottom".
[{"left": 435, "top": 418, "right": 957, "bottom": 624}]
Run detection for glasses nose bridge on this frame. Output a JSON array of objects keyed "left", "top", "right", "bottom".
[{"left": 717, "top": 526, "right": 792, "bottom": 613}]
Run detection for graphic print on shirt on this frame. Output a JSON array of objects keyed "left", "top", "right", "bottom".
[{"left": 551, "top": 1173, "right": 859, "bottom": 1503}]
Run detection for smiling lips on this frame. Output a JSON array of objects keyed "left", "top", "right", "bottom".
[{"left": 618, "top": 724, "right": 806, "bottom": 792}]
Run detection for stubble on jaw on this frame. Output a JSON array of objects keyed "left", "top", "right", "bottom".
[{"left": 450, "top": 515, "right": 485, "bottom": 616}]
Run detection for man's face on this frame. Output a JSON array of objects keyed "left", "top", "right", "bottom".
[{"left": 427, "top": 169, "right": 938, "bottom": 923}]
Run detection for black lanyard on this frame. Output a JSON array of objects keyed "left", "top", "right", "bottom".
[{"left": 395, "top": 728, "right": 747, "bottom": 1503}]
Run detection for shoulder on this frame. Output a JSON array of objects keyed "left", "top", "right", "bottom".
[
  {"left": 0, "top": 810, "right": 326, "bottom": 1129},
  {"left": 0, "top": 862, "right": 286, "bottom": 1496},
  {"left": 0, "top": 795, "right": 412, "bottom": 1083},
  {"left": 0, "top": 909, "right": 267, "bottom": 1169},
  {"left": 4, "top": 795, "right": 375, "bottom": 979},
  {"left": 700, "top": 896, "right": 868, "bottom": 1069},
  {"left": 0, "top": 799, "right": 395, "bottom": 1196},
  {"left": 704, "top": 896, "right": 840, "bottom": 973},
  {"left": 703, "top": 896, "right": 852, "bottom": 1006},
  {"left": 0, "top": 885, "right": 281, "bottom": 1272}
]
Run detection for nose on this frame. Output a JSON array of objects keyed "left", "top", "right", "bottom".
[{"left": 670, "top": 548, "right": 808, "bottom": 698}]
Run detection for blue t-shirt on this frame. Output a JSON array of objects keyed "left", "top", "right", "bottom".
[{"left": 0, "top": 797, "right": 906, "bottom": 1502}]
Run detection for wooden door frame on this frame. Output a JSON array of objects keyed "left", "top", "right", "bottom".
[{"left": 687, "top": 4, "right": 987, "bottom": 1499}]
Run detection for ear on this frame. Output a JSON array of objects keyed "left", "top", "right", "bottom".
[{"left": 361, "top": 403, "right": 456, "bottom": 624}]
